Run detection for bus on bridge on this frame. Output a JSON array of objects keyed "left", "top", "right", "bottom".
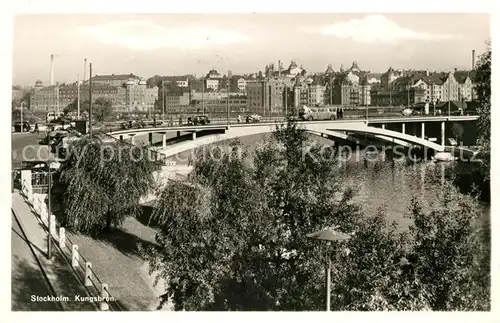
[{"left": 299, "top": 105, "right": 339, "bottom": 121}]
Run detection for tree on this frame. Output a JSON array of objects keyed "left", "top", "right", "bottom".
[
  {"left": 64, "top": 98, "right": 89, "bottom": 116},
  {"left": 53, "top": 138, "right": 157, "bottom": 235},
  {"left": 147, "top": 75, "right": 168, "bottom": 88},
  {"left": 402, "top": 186, "right": 490, "bottom": 310},
  {"left": 141, "top": 120, "right": 489, "bottom": 311},
  {"left": 94, "top": 97, "right": 113, "bottom": 121},
  {"left": 451, "top": 122, "right": 464, "bottom": 142},
  {"left": 330, "top": 178, "right": 489, "bottom": 311},
  {"left": 143, "top": 123, "right": 365, "bottom": 310},
  {"left": 474, "top": 42, "right": 491, "bottom": 179}
]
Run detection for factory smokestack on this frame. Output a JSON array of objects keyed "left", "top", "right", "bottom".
[
  {"left": 84, "top": 58, "right": 87, "bottom": 82},
  {"left": 50, "top": 54, "right": 54, "bottom": 86},
  {"left": 278, "top": 60, "right": 281, "bottom": 77},
  {"left": 472, "top": 50, "right": 475, "bottom": 70}
]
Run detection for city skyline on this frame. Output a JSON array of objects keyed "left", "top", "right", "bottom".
[{"left": 13, "top": 13, "right": 490, "bottom": 86}]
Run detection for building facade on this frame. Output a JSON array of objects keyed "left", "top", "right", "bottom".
[
  {"left": 176, "top": 80, "right": 189, "bottom": 87},
  {"left": 454, "top": 70, "right": 475, "bottom": 101},
  {"left": 12, "top": 86, "right": 23, "bottom": 106},
  {"left": 30, "top": 77, "right": 157, "bottom": 113},
  {"left": 190, "top": 95, "right": 248, "bottom": 116},
  {"left": 332, "top": 62, "right": 372, "bottom": 106},
  {"left": 30, "top": 81, "right": 58, "bottom": 112},
  {"left": 247, "top": 77, "right": 294, "bottom": 116},
  {"left": 91, "top": 73, "right": 141, "bottom": 87},
  {"left": 205, "top": 69, "right": 223, "bottom": 91},
  {"left": 370, "top": 87, "right": 426, "bottom": 106},
  {"left": 229, "top": 76, "right": 248, "bottom": 92}
]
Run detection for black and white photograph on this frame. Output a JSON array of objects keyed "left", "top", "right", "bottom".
[{"left": 4, "top": 1, "right": 494, "bottom": 317}]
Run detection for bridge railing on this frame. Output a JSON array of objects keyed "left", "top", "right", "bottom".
[{"left": 95, "top": 130, "right": 169, "bottom": 166}]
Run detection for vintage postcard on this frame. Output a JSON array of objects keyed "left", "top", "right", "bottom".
[{"left": 6, "top": 2, "right": 493, "bottom": 318}]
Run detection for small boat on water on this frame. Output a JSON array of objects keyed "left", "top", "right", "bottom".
[{"left": 433, "top": 152, "right": 456, "bottom": 162}]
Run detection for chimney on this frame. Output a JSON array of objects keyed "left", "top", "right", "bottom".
[
  {"left": 472, "top": 49, "right": 476, "bottom": 70},
  {"left": 50, "top": 54, "right": 54, "bottom": 86},
  {"left": 426, "top": 69, "right": 429, "bottom": 77},
  {"left": 278, "top": 60, "right": 281, "bottom": 77},
  {"left": 84, "top": 58, "right": 87, "bottom": 82}
]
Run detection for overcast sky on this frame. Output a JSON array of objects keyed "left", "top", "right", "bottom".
[{"left": 12, "top": 13, "right": 490, "bottom": 86}]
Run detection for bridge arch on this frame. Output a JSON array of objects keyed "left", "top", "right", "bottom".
[{"left": 151, "top": 122, "right": 444, "bottom": 158}]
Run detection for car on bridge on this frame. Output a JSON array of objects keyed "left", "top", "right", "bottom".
[
  {"left": 13, "top": 121, "right": 31, "bottom": 132},
  {"left": 246, "top": 114, "right": 262, "bottom": 123},
  {"left": 401, "top": 108, "right": 413, "bottom": 116},
  {"left": 187, "top": 115, "right": 211, "bottom": 126},
  {"left": 121, "top": 120, "right": 146, "bottom": 129}
]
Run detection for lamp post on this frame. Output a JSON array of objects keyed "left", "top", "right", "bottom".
[
  {"left": 77, "top": 74, "right": 80, "bottom": 119},
  {"left": 20, "top": 101, "right": 24, "bottom": 133},
  {"left": 226, "top": 78, "right": 230, "bottom": 125},
  {"left": 284, "top": 84, "right": 288, "bottom": 119},
  {"left": 306, "top": 228, "right": 351, "bottom": 311},
  {"left": 46, "top": 158, "right": 53, "bottom": 259},
  {"left": 89, "top": 62, "right": 93, "bottom": 138},
  {"left": 202, "top": 77, "right": 205, "bottom": 115},
  {"left": 448, "top": 80, "right": 451, "bottom": 117},
  {"left": 162, "top": 80, "right": 166, "bottom": 122},
  {"left": 389, "top": 82, "right": 392, "bottom": 107},
  {"left": 407, "top": 84, "right": 410, "bottom": 108}
]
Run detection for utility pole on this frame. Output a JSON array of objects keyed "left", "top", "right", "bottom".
[
  {"left": 47, "top": 158, "right": 52, "bottom": 259},
  {"left": 389, "top": 82, "right": 392, "bottom": 107},
  {"left": 407, "top": 84, "right": 410, "bottom": 107},
  {"left": 20, "top": 102, "right": 24, "bottom": 133},
  {"left": 83, "top": 58, "right": 87, "bottom": 83},
  {"left": 89, "top": 63, "right": 93, "bottom": 137},
  {"left": 284, "top": 84, "right": 288, "bottom": 118},
  {"left": 77, "top": 74, "right": 80, "bottom": 119},
  {"left": 50, "top": 54, "right": 55, "bottom": 86},
  {"left": 202, "top": 77, "right": 205, "bottom": 115},
  {"left": 330, "top": 79, "right": 333, "bottom": 105},
  {"left": 448, "top": 79, "right": 451, "bottom": 117},
  {"left": 56, "top": 83, "right": 60, "bottom": 114},
  {"left": 226, "top": 80, "right": 230, "bottom": 125},
  {"left": 162, "top": 81, "right": 165, "bottom": 121}
]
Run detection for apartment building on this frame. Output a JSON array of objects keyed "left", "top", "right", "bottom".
[
  {"left": 30, "top": 77, "right": 157, "bottom": 113},
  {"left": 247, "top": 77, "right": 294, "bottom": 116},
  {"left": 332, "top": 62, "right": 371, "bottom": 106},
  {"left": 91, "top": 73, "right": 141, "bottom": 87}
]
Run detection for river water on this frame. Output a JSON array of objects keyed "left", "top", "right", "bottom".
[{"left": 135, "top": 133, "right": 490, "bottom": 230}]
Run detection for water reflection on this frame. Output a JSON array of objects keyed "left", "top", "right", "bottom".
[
  {"left": 342, "top": 155, "right": 489, "bottom": 231},
  {"left": 165, "top": 133, "right": 489, "bottom": 232}
]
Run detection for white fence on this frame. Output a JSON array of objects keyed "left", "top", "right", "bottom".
[{"left": 20, "top": 172, "right": 121, "bottom": 311}]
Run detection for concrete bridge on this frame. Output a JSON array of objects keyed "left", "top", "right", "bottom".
[{"left": 107, "top": 115, "right": 479, "bottom": 159}]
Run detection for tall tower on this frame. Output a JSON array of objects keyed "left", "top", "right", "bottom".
[
  {"left": 472, "top": 50, "right": 476, "bottom": 70},
  {"left": 84, "top": 58, "right": 88, "bottom": 82},
  {"left": 50, "top": 54, "right": 55, "bottom": 86}
]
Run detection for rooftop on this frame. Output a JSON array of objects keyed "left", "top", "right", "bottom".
[{"left": 92, "top": 73, "right": 140, "bottom": 81}]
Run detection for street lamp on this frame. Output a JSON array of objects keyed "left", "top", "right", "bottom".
[
  {"left": 226, "top": 79, "right": 230, "bottom": 126},
  {"left": 89, "top": 62, "right": 93, "bottom": 138},
  {"left": 46, "top": 158, "right": 53, "bottom": 259},
  {"left": 306, "top": 228, "right": 351, "bottom": 312},
  {"left": 20, "top": 101, "right": 25, "bottom": 133},
  {"left": 162, "top": 80, "right": 166, "bottom": 122}
]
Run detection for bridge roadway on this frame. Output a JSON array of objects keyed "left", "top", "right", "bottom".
[
  {"left": 107, "top": 115, "right": 479, "bottom": 159},
  {"left": 109, "top": 115, "right": 479, "bottom": 138}
]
